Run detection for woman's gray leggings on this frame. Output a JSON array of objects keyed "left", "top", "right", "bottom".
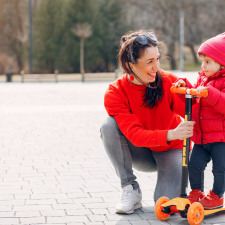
[{"left": 100, "top": 116, "right": 182, "bottom": 202}]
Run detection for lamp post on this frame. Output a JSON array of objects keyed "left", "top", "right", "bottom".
[
  {"left": 179, "top": 0, "right": 184, "bottom": 71},
  {"left": 29, "top": 0, "right": 33, "bottom": 74}
]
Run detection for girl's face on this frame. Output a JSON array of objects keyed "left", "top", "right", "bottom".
[
  {"left": 199, "top": 55, "right": 221, "bottom": 77},
  {"left": 130, "top": 46, "right": 160, "bottom": 85}
]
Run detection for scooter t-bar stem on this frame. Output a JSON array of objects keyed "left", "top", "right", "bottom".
[
  {"left": 170, "top": 85, "right": 208, "bottom": 198},
  {"left": 180, "top": 95, "right": 192, "bottom": 198}
]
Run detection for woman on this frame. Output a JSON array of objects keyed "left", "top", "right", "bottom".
[{"left": 100, "top": 30, "right": 195, "bottom": 214}]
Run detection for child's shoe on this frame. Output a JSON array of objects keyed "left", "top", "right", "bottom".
[
  {"left": 199, "top": 190, "right": 224, "bottom": 209},
  {"left": 188, "top": 189, "right": 205, "bottom": 204}
]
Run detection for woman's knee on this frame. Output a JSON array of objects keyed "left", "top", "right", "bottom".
[
  {"left": 132, "top": 157, "right": 157, "bottom": 172},
  {"left": 100, "top": 116, "right": 118, "bottom": 138},
  {"left": 155, "top": 149, "right": 182, "bottom": 177}
]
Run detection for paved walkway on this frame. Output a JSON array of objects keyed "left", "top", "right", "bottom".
[{"left": 0, "top": 72, "right": 222, "bottom": 225}]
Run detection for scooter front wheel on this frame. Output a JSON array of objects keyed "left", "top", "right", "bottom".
[
  {"left": 187, "top": 202, "right": 204, "bottom": 225},
  {"left": 155, "top": 196, "right": 170, "bottom": 221}
]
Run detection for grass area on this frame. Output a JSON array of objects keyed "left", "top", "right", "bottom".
[
  {"left": 184, "top": 61, "right": 201, "bottom": 71},
  {"left": 160, "top": 60, "right": 201, "bottom": 71}
]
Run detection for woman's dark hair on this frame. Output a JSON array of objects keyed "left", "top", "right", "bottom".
[{"left": 118, "top": 30, "right": 163, "bottom": 108}]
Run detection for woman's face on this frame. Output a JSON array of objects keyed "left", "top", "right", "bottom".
[{"left": 131, "top": 46, "right": 160, "bottom": 85}]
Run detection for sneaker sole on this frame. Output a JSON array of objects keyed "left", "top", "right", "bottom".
[
  {"left": 116, "top": 202, "right": 142, "bottom": 214},
  {"left": 204, "top": 205, "right": 223, "bottom": 210}
]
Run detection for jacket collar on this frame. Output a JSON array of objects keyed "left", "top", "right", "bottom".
[{"left": 198, "top": 68, "right": 225, "bottom": 81}]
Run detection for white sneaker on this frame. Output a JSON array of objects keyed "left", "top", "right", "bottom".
[{"left": 115, "top": 184, "right": 142, "bottom": 214}]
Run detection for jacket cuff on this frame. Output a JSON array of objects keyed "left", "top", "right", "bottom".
[
  {"left": 156, "top": 130, "right": 169, "bottom": 147},
  {"left": 204, "top": 86, "right": 220, "bottom": 106}
]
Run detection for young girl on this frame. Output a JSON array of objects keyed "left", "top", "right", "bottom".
[{"left": 176, "top": 32, "right": 225, "bottom": 209}]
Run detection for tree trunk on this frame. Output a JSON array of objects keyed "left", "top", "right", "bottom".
[
  {"left": 188, "top": 44, "right": 199, "bottom": 64},
  {"left": 168, "top": 42, "right": 177, "bottom": 70},
  {"left": 15, "top": 41, "right": 24, "bottom": 71},
  {"left": 80, "top": 37, "right": 84, "bottom": 82}
]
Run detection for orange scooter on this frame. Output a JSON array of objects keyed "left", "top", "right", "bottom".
[{"left": 154, "top": 86, "right": 225, "bottom": 225}]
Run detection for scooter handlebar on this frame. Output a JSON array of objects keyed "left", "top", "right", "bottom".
[{"left": 170, "top": 85, "right": 208, "bottom": 98}]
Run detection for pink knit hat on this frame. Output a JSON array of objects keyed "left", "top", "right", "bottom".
[{"left": 198, "top": 32, "right": 225, "bottom": 67}]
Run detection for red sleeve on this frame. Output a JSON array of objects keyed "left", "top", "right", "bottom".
[
  {"left": 165, "top": 72, "right": 186, "bottom": 118},
  {"left": 104, "top": 84, "right": 169, "bottom": 149},
  {"left": 204, "top": 81, "right": 225, "bottom": 114}
]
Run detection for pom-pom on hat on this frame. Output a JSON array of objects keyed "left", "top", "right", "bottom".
[{"left": 198, "top": 32, "right": 225, "bottom": 67}]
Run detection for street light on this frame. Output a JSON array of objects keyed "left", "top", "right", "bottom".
[
  {"left": 179, "top": 0, "right": 184, "bottom": 71},
  {"left": 29, "top": 0, "right": 33, "bottom": 74}
]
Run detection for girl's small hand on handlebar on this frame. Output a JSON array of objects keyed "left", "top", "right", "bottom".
[
  {"left": 174, "top": 80, "right": 186, "bottom": 87},
  {"left": 196, "top": 86, "right": 208, "bottom": 94},
  {"left": 167, "top": 121, "right": 195, "bottom": 141}
]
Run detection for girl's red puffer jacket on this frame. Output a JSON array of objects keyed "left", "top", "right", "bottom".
[{"left": 185, "top": 69, "right": 225, "bottom": 144}]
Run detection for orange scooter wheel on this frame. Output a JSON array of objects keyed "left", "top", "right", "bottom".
[
  {"left": 155, "top": 196, "right": 170, "bottom": 221},
  {"left": 187, "top": 202, "right": 204, "bottom": 225}
]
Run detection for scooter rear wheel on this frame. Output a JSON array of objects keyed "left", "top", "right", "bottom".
[
  {"left": 187, "top": 202, "right": 204, "bottom": 225},
  {"left": 155, "top": 196, "right": 170, "bottom": 221}
]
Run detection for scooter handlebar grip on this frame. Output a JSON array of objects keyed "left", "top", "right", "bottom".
[
  {"left": 170, "top": 86, "right": 187, "bottom": 94},
  {"left": 189, "top": 89, "right": 208, "bottom": 98}
]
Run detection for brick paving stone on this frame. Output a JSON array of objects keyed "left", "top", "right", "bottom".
[
  {"left": 66, "top": 209, "right": 92, "bottom": 216},
  {"left": 31, "top": 193, "right": 68, "bottom": 199},
  {"left": 0, "top": 217, "right": 20, "bottom": 224},
  {"left": 130, "top": 221, "right": 151, "bottom": 225},
  {"left": 20, "top": 217, "right": 46, "bottom": 224},
  {"left": 66, "top": 223, "right": 83, "bottom": 225},
  {"left": 14, "top": 205, "right": 53, "bottom": 211},
  {"left": 40, "top": 210, "right": 66, "bottom": 216},
  {"left": 14, "top": 194, "right": 30, "bottom": 200},
  {"left": 0, "top": 206, "right": 12, "bottom": 211},
  {"left": 47, "top": 215, "right": 89, "bottom": 223},
  {"left": 80, "top": 222, "right": 105, "bottom": 225},
  {"left": 57, "top": 198, "right": 74, "bottom": 204},
  {"left": 26, "top": 199, "right": 57, "bottom": 205},
  {"left": 104, "top": 221, "right": 131, "bottom": 225},
  {"left": 147, "top": 220, "right": 169, "bottom": 225},
  {"left": 90, "top": 208, "right": 109, "bottom": 215},
  {"left": 16, "top": 210, "right": 41, "bottom": 217},
  {"left": 106, "top": 214, "right": 141, "bottom": 221},
  {"left": 53, "top": 203, "right": 84, "bottom": 210},
  {"left": 0, "top": 194, "right": 14, "bottom": 200},
  {"left": 87, "top": 214, "right": 107, "bottom": 222},
  {"left": 138, "top": 212, "right": 157, "bottom": 220},
  {"left": 0, "top": 211, "right": 14, "bottom": 217}
]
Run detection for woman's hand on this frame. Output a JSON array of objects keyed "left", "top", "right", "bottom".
[
  {"left": 174, "top": 79, "right": 186, "bottom": 87},
  {"left": 167, "top": 121, "right": 195, "bottom": 141}
]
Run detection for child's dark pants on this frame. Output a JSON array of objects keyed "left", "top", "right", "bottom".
[{"left": 189, "top": 142, "right": 225, "bottom": 198}]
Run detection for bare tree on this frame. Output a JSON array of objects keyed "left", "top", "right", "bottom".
[
  {"left": 123, "top": 0, "right": 180, "bottom": 69},
  {"left": 71, "top": 23, "right": 92, "bottom": 82},
  {"left": 0, "top": 0, "right": 28, "bottom": 73}
]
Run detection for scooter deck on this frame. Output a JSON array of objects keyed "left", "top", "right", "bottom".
[
  {"left": 204, "top": 207, "right": 225, "bottom": 216},
  {"left": 162, "top": 197, "right": 191, "bottom": 211},
  {"left": 162, "top": 198, "right": 225, "bottom": 217}
]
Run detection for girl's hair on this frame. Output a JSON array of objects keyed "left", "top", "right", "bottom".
[
  {"left": 198, "top": 53, "right": 225, "bottom": 70},
  {"left": 118, "top": 30, "right": 163, "bottom": 108}
]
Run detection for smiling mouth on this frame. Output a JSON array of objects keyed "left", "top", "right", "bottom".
[{"left": 147, "top": 73, "right": 156, "bottom": 77}]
